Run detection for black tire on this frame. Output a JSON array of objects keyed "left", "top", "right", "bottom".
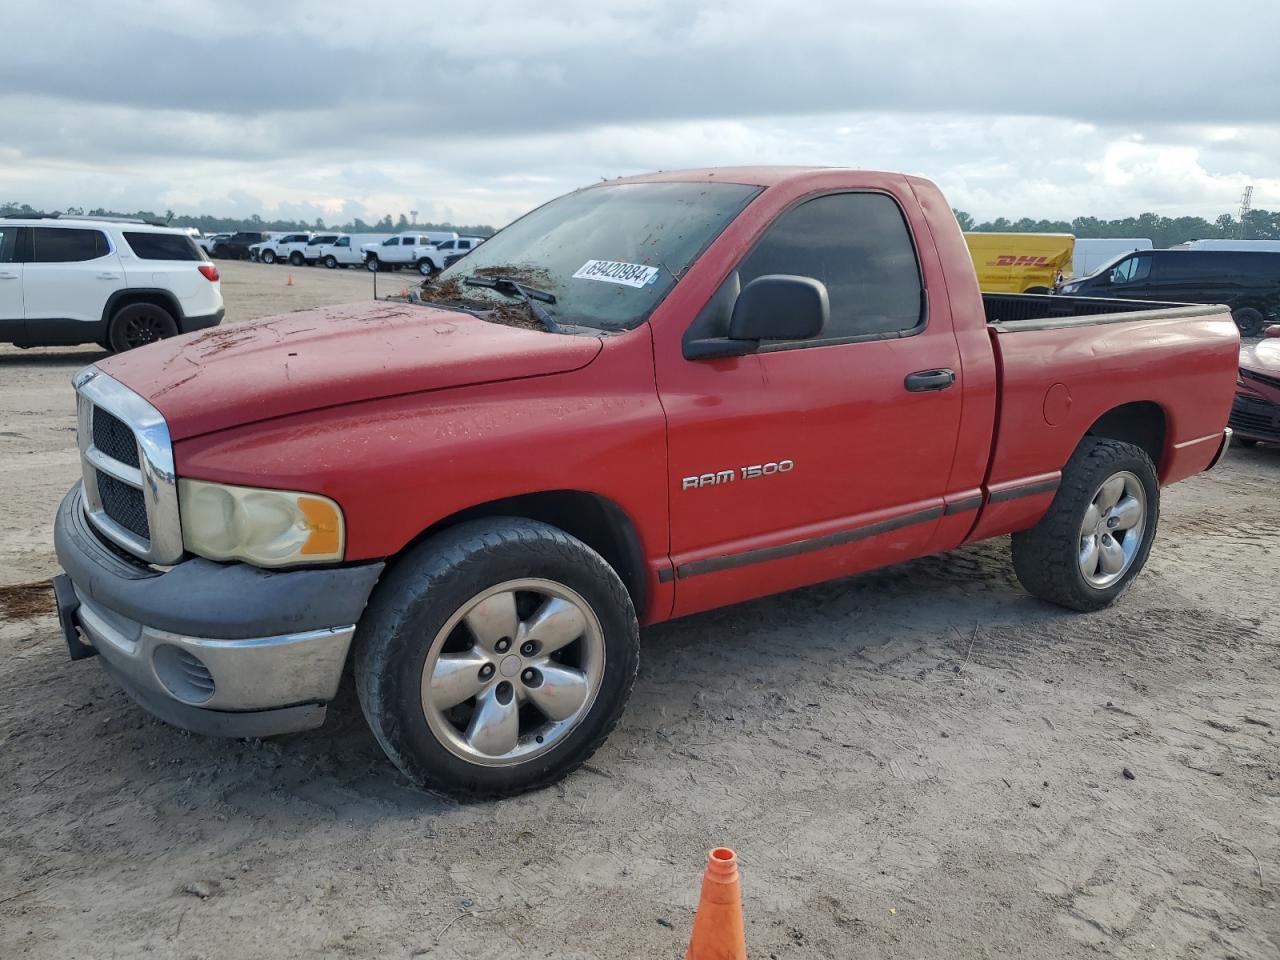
[
  {"left": 353, "top": 518, "right": 639, "bottom": 800},
  {"left": 1233, "top": 307, "right": 1265, "bottom": 338},
  {"left": 417, "top": 259, "right": 437, "bottom": 277},
  {"left": 211, "top": 245, "right": 228, "bottom": 259},
  {"left": 365, "top": 256, "right": 381, "bottom": 272},
  {"left": 323, "top": 255, "right": 337, "bottom": 269},
  {"left": 1236, "top": 437, "right": 1258, "bottom": 448},
  {"left": 107, "top": 302, "right": 180, "bottom": 352},
  {"left": 289, "top": 251, "right": 304, "bottom": 266},
  {"left": 1011, "top": 438, "right": 1160, "bottom": 612},
  {"left": 261, "top": 250, "right": 276, "bottom": 264}
]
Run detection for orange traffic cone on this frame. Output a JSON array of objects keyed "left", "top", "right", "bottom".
[
  {"left": 687, "top": 848, "right": 747, "bottom": 960},
  {"left": 286, "top": 273, "right": 294, "bottom": 286}
]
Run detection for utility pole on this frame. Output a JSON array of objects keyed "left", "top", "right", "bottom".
[
  {"left": 410, "top": 209, "right": 419, "bottom": 228},
  {"left": 1238, "top": 185, "right": 1253, "bottom": 239}
]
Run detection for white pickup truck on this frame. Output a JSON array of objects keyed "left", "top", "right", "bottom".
[
  {"left": 255, "top": 232, "right": 314, "bottom": 266},
  {"left": 361, "top": 232, "right": 457, "bottom": 274},
  {"left": 316, "top": 234, "right": 366, "bottom": 269}
]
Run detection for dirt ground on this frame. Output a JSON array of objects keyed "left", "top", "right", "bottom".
[{"left": 1, "top": 262, "right": 1278, "bottom": 959}]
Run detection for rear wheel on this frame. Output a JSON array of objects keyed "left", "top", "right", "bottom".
[
  {"left": 289, "top": 251, "right": 304, "bottom": 266},
  {"left": 1232, "top": 307, "right": 1265, "bottom": 338},
  {"left": 323, "top": 255, "right": 338, "bottom": 269},
  {"left": 108, "top": 302, "right": 180, "bottom": 352},
  {"left": 354, "top": 518, "right": 639, "bottom": 799},
  {"left": 1011, "top": 438, "right": 1160, "bottom": 611}
]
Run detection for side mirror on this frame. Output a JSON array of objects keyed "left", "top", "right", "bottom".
[{"left": 685, "top": 275, "right": 829, "bottom": 360}]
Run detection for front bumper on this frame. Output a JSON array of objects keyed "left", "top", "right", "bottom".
[
  {"left": 1229, "top": 393, "right": 1280, "bottom": 443},
  {"left": 54, "top": 484, "right": 384, "bottom": 737}
]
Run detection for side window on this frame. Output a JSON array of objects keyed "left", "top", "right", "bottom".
[
  {"left": 336, "top": 237, "right": 349, "bottom": 247},
  {"left": 402, "top": 237, "right": 415, "bottom": 246},
  {"left": 383, "top": 237, "right": 398, "bottom": 246},
  {"left": 437, "top": 240, "right": 455, "bottom": 250},
  {"left": 124, "top": 232, "right": 202, "bottom": 261},
  {"left": 0, "top": 227, "right": 16, "bottom": 263},
  {"left": 30, "top": 227, "right": 109, "bottom": 263},
  {"left": 736, "top": 192, "right": 924, "bottom": 341},
  {"left": 1110, "top": 256, "right": 1151, "bottom": 284}
]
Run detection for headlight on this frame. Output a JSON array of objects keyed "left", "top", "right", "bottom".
[{"left": 178, "top": 479, "right": 344, "bottom": 567}]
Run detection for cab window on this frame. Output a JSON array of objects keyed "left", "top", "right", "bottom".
[
  {"left": 737, "top": 192, "right": 924, "bottom": 342},
  {"left": 336, "top": 237, "right": 350, "bottom": 247}
]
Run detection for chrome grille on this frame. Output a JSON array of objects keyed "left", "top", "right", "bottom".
[
  {"left": 74, "top": 367, "right": 183, "bottom": 564},
  {"left": 91, "top": 408, "right": 140, "bottom": 467},
  {"left": 95, "top": 469, "right": 150, "bottom": 539}
]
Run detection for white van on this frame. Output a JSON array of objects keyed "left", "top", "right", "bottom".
[
  {"left": 1181, "top": 239, "right": 1280, "bottom": 253},
  {"left": 1072, "top": 238, "right": 1153, "bottom": 278}
]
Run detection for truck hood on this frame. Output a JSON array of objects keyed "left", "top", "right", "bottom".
[{"left": 96, "top": 302, "right": 603, "bottom": 440}]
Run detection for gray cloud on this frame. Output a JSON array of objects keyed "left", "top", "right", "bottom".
[{"left": 2, "top": 0, "right": 1278, "bottom": 224}]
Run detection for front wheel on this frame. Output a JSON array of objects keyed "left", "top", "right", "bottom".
[
  {"left": 1011, "top": 438, "right": 1160, "bottom": 611},
  {"left": 417, "top": 259, "right": 437, "bottom": 277},
  {"left": 354, "top": 518, "right": 639, "bottom": 799},
  {"left": 108, "top": 302, "right": 180, "bottom": 352},
  {"left": 261, "top": 250, "right": 276, "bottom": 264},
  {"left": 365, "top": 257, "right": 380, "bottom": 272},
  {"left": 289, "top": 251, "right": 304, "bottom": 266},
  {"left": 323, "top": 255, "right": 337, "bottom": 269}
]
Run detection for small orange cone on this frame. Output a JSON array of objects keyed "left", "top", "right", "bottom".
[
  {"left": 687, "top": 848, "right": 747, "bottom": 960},
  {"left": 286, "top": 273, "right": 294, "bottom": 286}
]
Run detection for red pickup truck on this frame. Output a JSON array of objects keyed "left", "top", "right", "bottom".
[{"left": 53, "top": 167, "right": 1238, "bottom": 798}]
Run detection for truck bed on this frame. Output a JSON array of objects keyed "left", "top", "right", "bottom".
[
  {"left": 982, "top": 292, "right": 1196, "bottom": 327},
  {"left": 962, "top": 295, "right": 1240, "bottom": 544}
]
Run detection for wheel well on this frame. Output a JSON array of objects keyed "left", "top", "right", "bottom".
[
  {"left": 401, "top": 491, "right": 648, "bottom": 615},
  {"left": 1084, "top": 402, "right": 1167, "bottom": 469},
  {"left": 101, "top": 289, "right": 182, "bottom": 326}
]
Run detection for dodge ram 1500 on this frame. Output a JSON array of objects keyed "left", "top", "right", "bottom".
[{"left": 52, "top": 167, "right": 1238, "bottom": 798}]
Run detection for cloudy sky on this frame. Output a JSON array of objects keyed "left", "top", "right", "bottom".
[{"left": 2, "top": 0, "right": 1278, "bottom": 228}]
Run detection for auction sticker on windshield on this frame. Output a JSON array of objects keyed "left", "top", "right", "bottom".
[{"left": 573, "top": 259, "right": 661, "bottom": 288}]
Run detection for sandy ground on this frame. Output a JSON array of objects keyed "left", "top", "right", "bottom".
[{"left": 1, "top": 261, "right": 1278, "bottom": 959}]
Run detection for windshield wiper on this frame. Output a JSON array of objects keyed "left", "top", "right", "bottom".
[{"left": 463, "top": 275, "right": 562, "bottom": 333}]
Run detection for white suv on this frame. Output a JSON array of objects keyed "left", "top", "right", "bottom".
[{"left": 0, "top": 216, "right": 225, "bottom": 351}]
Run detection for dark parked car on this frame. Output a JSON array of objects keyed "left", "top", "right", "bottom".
[
  {"left": 1231, "top": 328, "right": 1280, "bottom": 447},
  {"left": 1058, "top": 250, "right": 1280, "bottom": 336},
  {"left": 211, "top": 231, "right": 267, "bottom": 260}
]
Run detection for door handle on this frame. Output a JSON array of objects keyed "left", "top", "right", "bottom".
[
  {"left": 0, "top": 272, "right": 18, "bottom": 279},
  {"left": 97, "top": 272, "right": 121, "bottom": 280},
  {"left": 904, "top": 368, "right": 956, "bottom": 392}
]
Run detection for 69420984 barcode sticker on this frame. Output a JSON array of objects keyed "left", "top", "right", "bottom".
[{"left": 572, "top": 259, "right": 661, "bottom": 288}]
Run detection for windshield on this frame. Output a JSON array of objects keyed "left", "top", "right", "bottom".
[
  {"left": 434, "top": 180, "right": 761, "bottom": 332},
  {"left": 1080, "top": 251, "right": 1132, "bottom": 281}
]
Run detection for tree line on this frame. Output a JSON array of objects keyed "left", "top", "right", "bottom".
[
  {"left": 953, "top": 208, "right": 1280, "bottom": 249},
  {"left": 6, "top": 198, "right": 1277, "bottom": 249},
  {"left": 0, "top": 202, "right": 496, "bottom": 237}
]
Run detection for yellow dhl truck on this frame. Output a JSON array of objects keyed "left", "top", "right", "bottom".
[{"left": 963, "top": 232, "right": 1075, "bottom": 293}]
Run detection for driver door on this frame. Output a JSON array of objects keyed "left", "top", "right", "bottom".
[{"left": 655, "top": 190, "right": 965, "bottom": 617}]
